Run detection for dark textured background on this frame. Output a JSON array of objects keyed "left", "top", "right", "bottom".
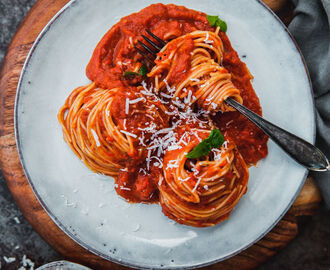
[{"left": 0, "top": 1, "right": 329, "bottom": 269}]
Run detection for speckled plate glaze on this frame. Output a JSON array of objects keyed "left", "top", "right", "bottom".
[{"left": 15, "top": 0, "right": 314, "bottom": 269}]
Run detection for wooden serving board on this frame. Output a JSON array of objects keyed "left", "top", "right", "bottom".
[{"left": 0, "top": 0, "right": 322, "bottom": 269}]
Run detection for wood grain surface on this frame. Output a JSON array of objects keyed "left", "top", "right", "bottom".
[{"left": 0, "top": 0, "right": 322, "bottom": 269}]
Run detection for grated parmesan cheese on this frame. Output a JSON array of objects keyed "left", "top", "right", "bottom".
[
  {"left": 172, "top": 99, "right": 185, "bottom": 109},
  {"left": 139, "top": 168, "right": 147, "bottom": 175},
  {"left": 120, "top": 130, "right": 137, "bottom": 138},
  {"left": 146, "top": 114, "right": 154, "bottom": 120},
  {"left": 129, "top": 97, "right": 146, "bottom": 104},
  {"left": 193, "top": 131, "right": 202, "bottom": 142},
  {"left": 151, "top": 156, "right": 163, "bottom": 168},
  {"left": 160, "top": 92, "right": 173, "bottom": 99},
  {"left": 223, "top": 141, "right": 228, "bottom": 150},
  {"left": 192, "top": 177, "right": 202, "bottom": 193},
  {"left": 204, "top": 32, "right": 209, "bottom": 42},
  {"left": 212, "top": 148, "right": 222, "bottom": 161},
  {"left": 178, "top": 177, "right": 190, "bottom": 182},
  {"left": 158, "top": 176, "right": 164, "bottom": 186},
  {"left": 163, "top": 79, "right": 176, "bottom": 93},
  {"left": 138, "top": 132, "right": 146, "bottom": 146},
  {"left": 125, "top": 98, "right": 130, "bottom": 114},
  {"left": 166, "top": 159, "right": 179, "bottom": 169},
  {"left": 191, "top": 167, "right": 199, "bottom": 176},
  {"left": 91, "top": 129, "right": 101, "bottom": 147},
  {"left": 204, "top": 32, "right": 214, "bottom": 44},
  {"left": 184, "top": 90, "right": 193, "bottom": 105},
  {"left": 211, "top": 102, "right": 218, "bottom": 110},
  {"left": 146, "top": 150, "right": 152, "bottom": 170}
]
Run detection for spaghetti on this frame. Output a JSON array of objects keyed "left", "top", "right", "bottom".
[
  {"left": 148, "top": 30, "right": 243, "bottom": 112},
  {"left": 58, "top": 3, "right": 268, "bottom": 227},
  {"left": 159, "top": 126, "right": 249, "bottom": 227},
  {"left": 58, "top": 83, "right": 169, "bottom": 177}
]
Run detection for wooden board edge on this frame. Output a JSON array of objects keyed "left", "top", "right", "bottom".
[{"left": 0, "top": 0, "right": 322, "bottom": 269}]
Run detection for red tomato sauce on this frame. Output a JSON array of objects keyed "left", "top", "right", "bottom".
[
  {"left": 116, "top": 165, "right": 160, "bottom": 203},
  {"left": 156, "top": 37, "right": 195, "bottom": 85},
  {"left": 86, "top": 4, "right": 214, "bottom": 88},
  {"left": 86, "top": 4, "right": 268, "bottom": 202},
  {"left": 213, "top": 32, "right": 268, "bottom": 164}
]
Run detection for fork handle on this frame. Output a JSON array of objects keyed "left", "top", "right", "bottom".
[{"left": 225, "top": 98, "right": 329, "bottom": 172}]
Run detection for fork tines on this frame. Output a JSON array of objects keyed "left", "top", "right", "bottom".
[
  {"left": 145, "top": 29, "right": 166, "bottom": 47},
  {"left": 141, "top": 35, "right": 162, "bottom": 51},
  {"left": 134, "top": 29, "right": 166, "bottom": 62},
  {"left": 138, "top": 40, "right": 157, "bottom": 56},
  {"left": 133, "top": 45, "right": 154, "bottom": 63}
]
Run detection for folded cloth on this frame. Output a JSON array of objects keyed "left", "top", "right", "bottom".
[{"left": 288, "top": 0, "right": 330, "bottom": 207}]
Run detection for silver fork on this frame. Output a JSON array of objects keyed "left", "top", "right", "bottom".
[{"left": 135, "top": 30, "right": 329, "bottom": 172}]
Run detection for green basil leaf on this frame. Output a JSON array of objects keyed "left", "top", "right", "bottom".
[
  {"left": 208, "top": 129, "right": 225, "bottom": 148},
  {"left": 186, "top": 141, "right": 211, "bottom": 159},
  {"left": 186, "top": 129, "right": 225, "bottom": 159},
  {"left": 139, "top": 64, "right": 148, "bottom": 76},
  {"left": 215, "top": 18, "right": 227, "bottom": 32},
  {"left": 206, "top": 14, "right": 227, "bottom": 32},
  {"left": 123, "top": 71, "right": 139, "bottom": 77},
  {"left": 206, "top": 15, "right": 218, "bottom": 26}
]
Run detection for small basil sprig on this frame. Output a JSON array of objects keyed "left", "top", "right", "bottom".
[
  {"left": 207, "top": 15, "right": 227, "bottom": 32},
  {"left": 123, "top": 64, "right": 148, "bottom": 78},
  {"left": 186, "top": 129, "right": 225, "bottom": 159},
  {"left": 139, "top": 64, "right": 148, "bottom": 76},
  {"left": 123, "top": 71, "right": 139, "bottom": 77}
]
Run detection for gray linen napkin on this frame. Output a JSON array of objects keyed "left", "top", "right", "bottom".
[{"left": 288, "top": 0, "right": 330, "bottom": 207}]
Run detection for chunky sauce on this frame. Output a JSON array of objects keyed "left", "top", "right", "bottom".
[{"left": 86, "top": 4, "right": 268, "bottom": 202}]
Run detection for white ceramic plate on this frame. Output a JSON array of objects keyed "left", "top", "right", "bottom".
[{"left": 15, "top": 0, "right": 314, "bottom": 269}]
